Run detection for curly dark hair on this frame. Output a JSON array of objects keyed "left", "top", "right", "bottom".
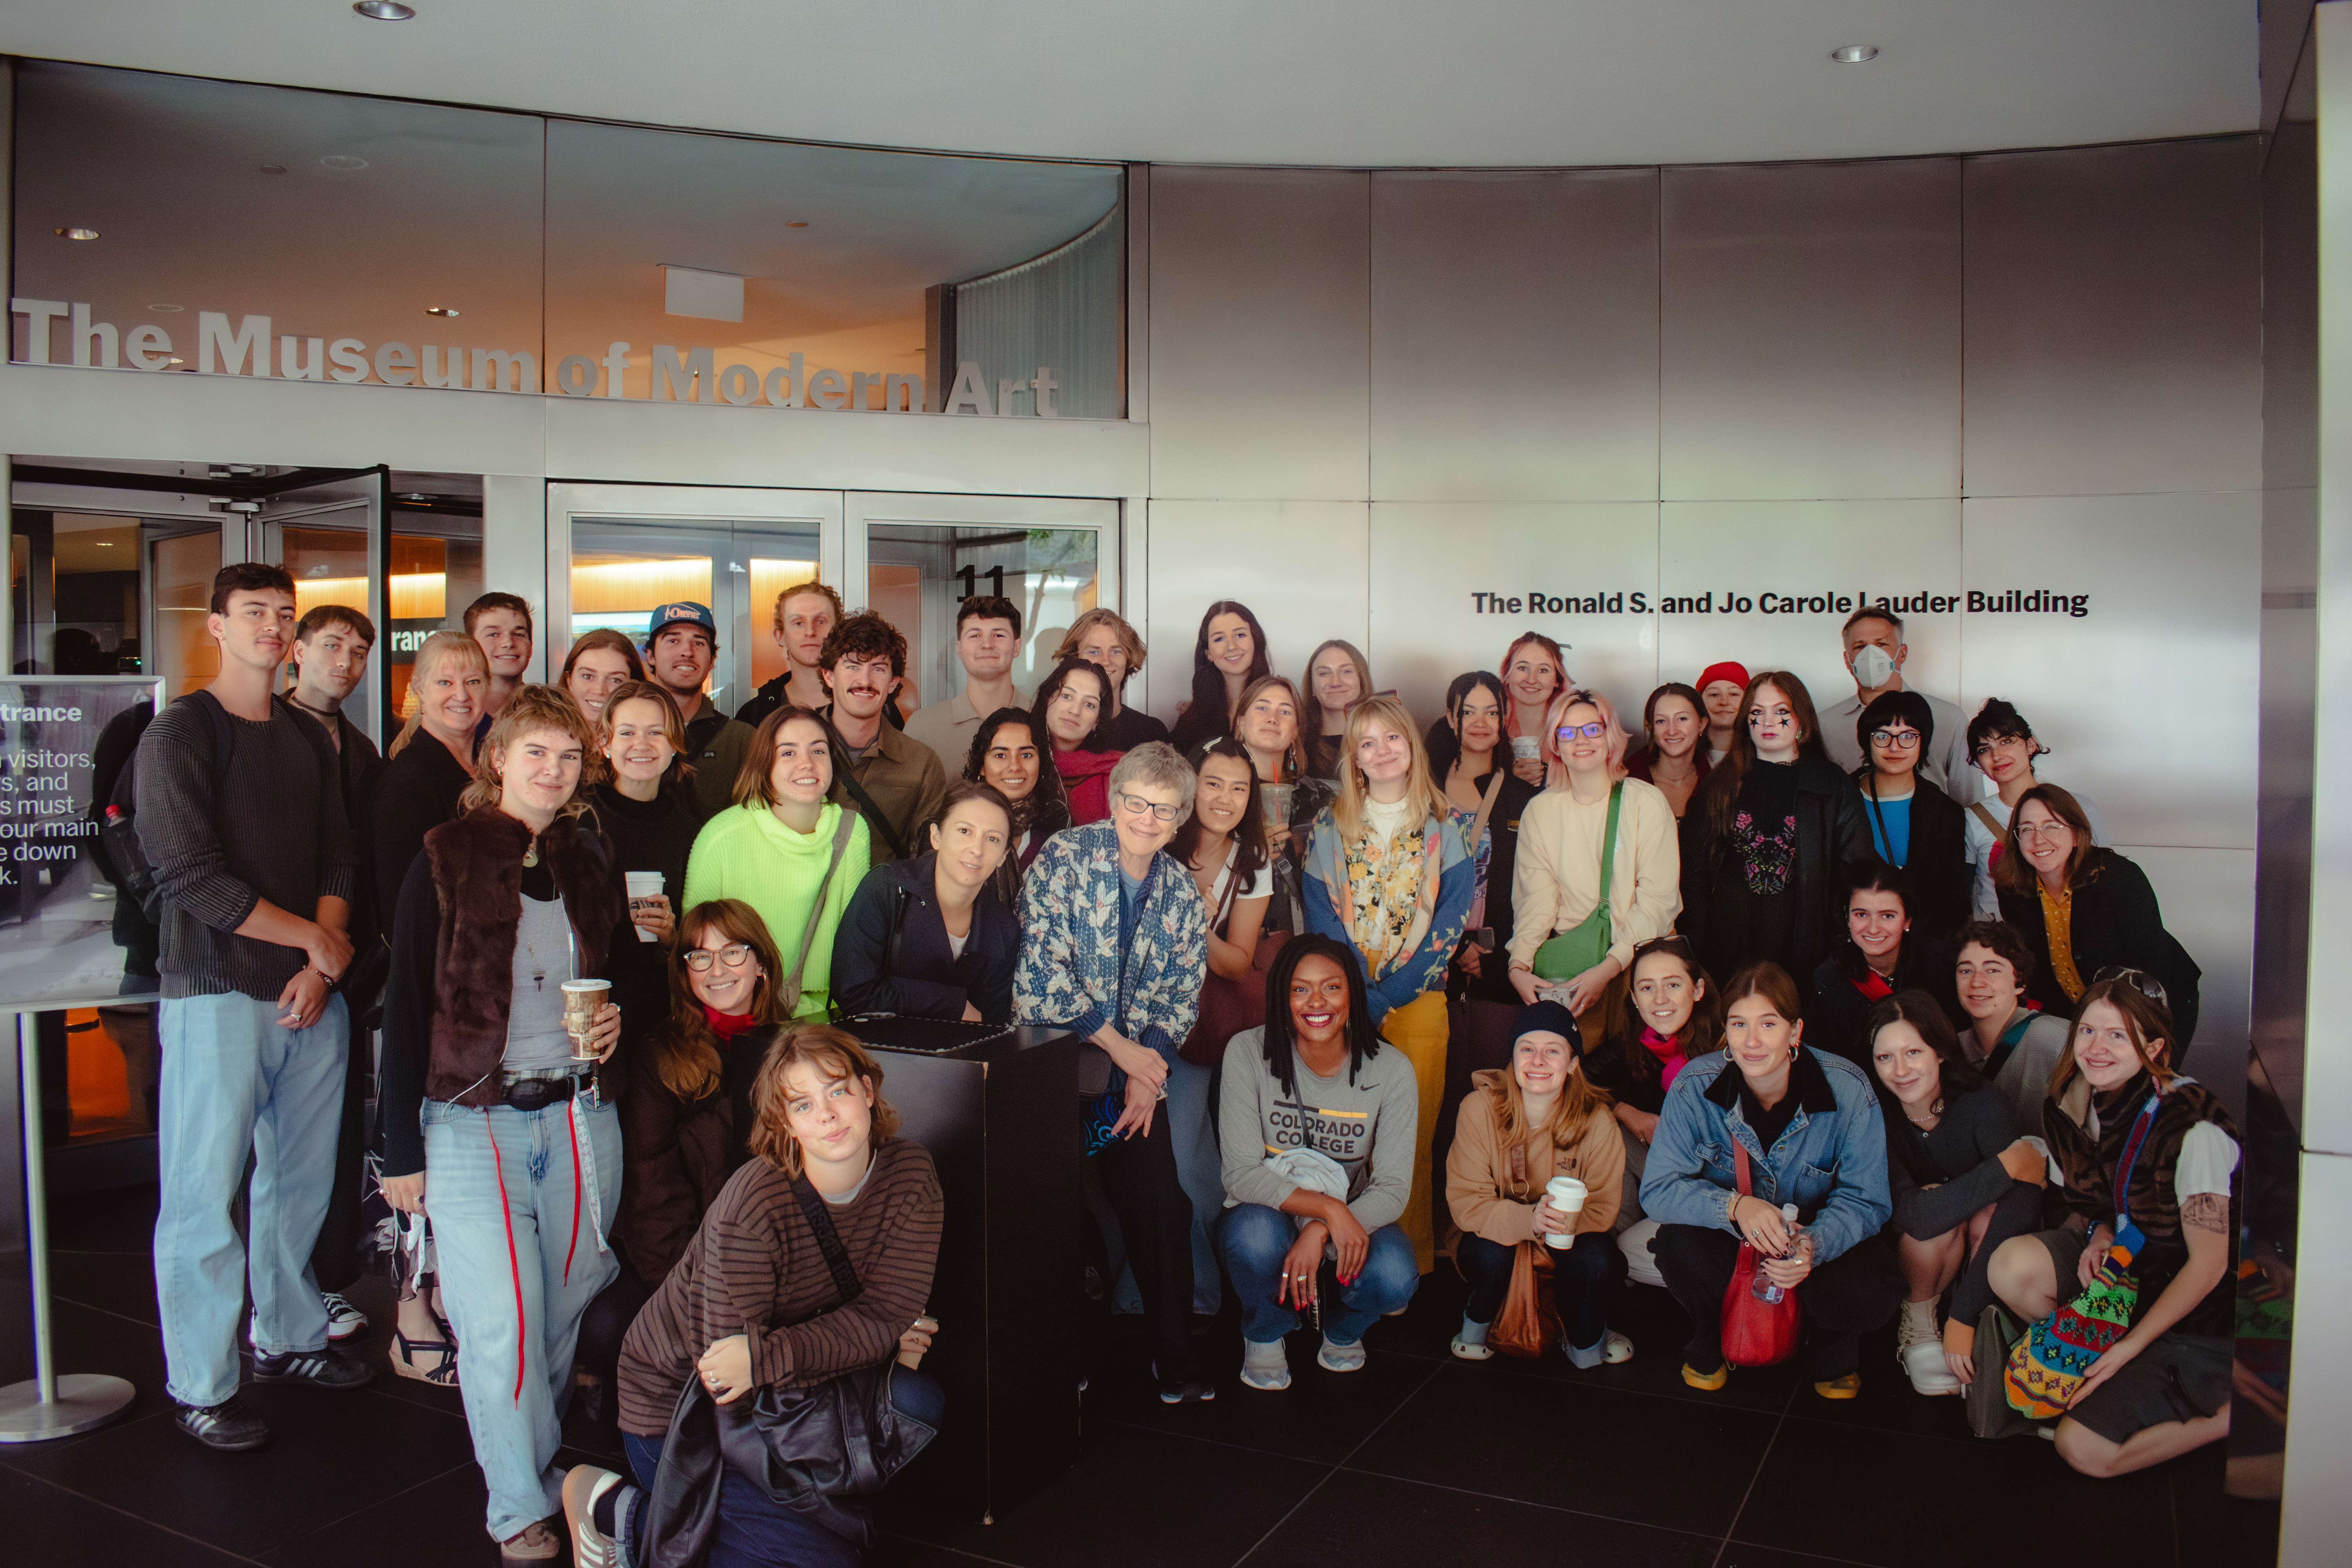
[{"left": 818, "top": 610, "right": 909, "bottom": 678}]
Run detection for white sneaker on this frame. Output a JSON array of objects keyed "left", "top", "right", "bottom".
[
  {"left": 1316, "top": 1336, "right": 1368, "bottom": 1374},
  {"left": 1239, "top": 1338, "right": 1291, "bottom": 1390},
  {"left": 322, "top": 1292, "right": 368, "bottom": 1342},
  {"left": 1897, "top": 1303, "right": 1961, "bottom": 1397}
]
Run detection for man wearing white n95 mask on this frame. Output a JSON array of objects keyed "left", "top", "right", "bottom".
[{"left": 1818, "top": 609, "right": 1979, "bottom": 805}]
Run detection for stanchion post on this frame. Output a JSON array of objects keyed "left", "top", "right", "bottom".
[{"left": 0, "top": 1010, "right": 135, "bottom": 1440}]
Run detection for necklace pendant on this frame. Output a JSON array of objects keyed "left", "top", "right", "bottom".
[{"left": 523, "top": 840, "right": 539, "bottom": 867}]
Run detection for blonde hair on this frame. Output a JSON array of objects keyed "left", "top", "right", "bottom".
[
  {"left": 1054, "top": 608, "right": 1147, "bottom": 683},
  {"left": 1541, "top": 687, "right": 1632, "bottom": 787},
  {"left": 597, "top": 680, "right": 696, "bottom": 784},
  {"left": 1334, "top": 694, "right": 1450, "bottom": 843},
  {"left": 1486, "top": 1036, "right": 1610, "bottom": 1168},
  {"left": 388, "top": 631, "right": 488, "bottom": 760},
  {"left": 748, "top": 1025, "right": 902, "bottom": 1177},
  {"left": 459, "top": 685, "right": 601, "bottom": 817}
]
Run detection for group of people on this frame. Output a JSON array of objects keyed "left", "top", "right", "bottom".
[{"left": 125, "top": 569, "right": 2236, "bottom": 1566}]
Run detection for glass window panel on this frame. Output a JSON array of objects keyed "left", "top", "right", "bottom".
[
  {"left": 866, "top": 524, "right": 1100, "bottom": 709},
  {"left": 147, "top": 528, "right": 222, "bottom": 697},
  {"left": 12, "top": 61, "right": 542, "bottom": 387},
  {"left": 544, "top": 119, "right": 1121, "bottom": 414},
  {"left": 571, "top": 518, "right": 822, "bottom": 713}
]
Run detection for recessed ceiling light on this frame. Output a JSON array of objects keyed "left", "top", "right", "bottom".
[
  {"left": 1829, "top": 44, "right": 1879, "bottom": 64},
  {"left": 786, "top": 221, "right": 810, "bottom": 229},
  {"left": 149, "top": 303, "right": 184, "bottom": 313},
  {"left": 353, "top": 2, "right": 417, "bottom": 18},
  {"left": 320, "top": 154, "right": 369, "bottom": 171},
  {"left": 259, "top": 164, "right": 288, "bottom": 175},
  {"left": 54, "top": 227, "right": 98, "bottom": 240},
  {"left": 425, "top": 305, "right": 459, "bottom": 316}
]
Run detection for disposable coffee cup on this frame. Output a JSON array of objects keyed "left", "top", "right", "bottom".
[
  {"left": 561, "top": 978, "right": 612, "bottom": 1061},
  {"left": 1543, "top": 1177, "right": 1588, "bottom": 1249},
  {"left": 1511, "top": 735, "right": 1541, "bottom": 762},
  {"left": 625, "top": 871, "right": 664, "bottom": 943}
]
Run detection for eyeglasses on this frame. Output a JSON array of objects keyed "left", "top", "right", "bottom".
[
  {"left": 1555, "top": 721, "right": 1606, "bottom": 740},
  {"left": 1115, "top": 790, "right": 1182, "bottom": 823},
  {"left": 682, "top": 943, "right": 756, "bottom": 972},
  {"left": 2014, "top": 820, "right": 2073, "bottom": 840},
  {"left": 1869, "top": 729, "right": 1922, "bottom": 750},
  {"left": 2092, "top": 965, "right": 2169, "bottom": 1009}
]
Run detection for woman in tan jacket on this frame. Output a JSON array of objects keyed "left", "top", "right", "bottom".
[{"left": 1445, "top": 1000, "right": 1631, "bottom": 1367}]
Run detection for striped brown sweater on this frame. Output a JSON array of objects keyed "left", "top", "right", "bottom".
[{"left": 617, "top": 1136, "right": 943, "bottom": 1437}]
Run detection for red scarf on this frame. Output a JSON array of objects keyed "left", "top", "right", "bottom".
[
  {"left": 1055, "top": 746, "right": 1124, "bottom": 826},
  {"left": 1850, "top": 968, "right": 1896, "bottom": 1003},
  {"left": 702, "top": 1004, "right": 759, "bottom": 1041},
  {"left": 1640, "top": 1027, "right": 1688, "bottom": 1092}
]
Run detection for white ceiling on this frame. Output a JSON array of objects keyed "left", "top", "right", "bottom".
[{"left": 2, "top": 0, "right": 2258, "bottom": 169}]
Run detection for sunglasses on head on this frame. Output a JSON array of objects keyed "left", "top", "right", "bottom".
[{"left": 2091, "top": 966, "right": 2169, "bottom": 1010}]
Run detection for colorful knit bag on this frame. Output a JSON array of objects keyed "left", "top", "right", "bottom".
[{"left": 2004, "top": 1093, "right": 2162, "bottom": 1420}]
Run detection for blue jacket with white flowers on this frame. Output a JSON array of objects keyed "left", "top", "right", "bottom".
[
  {"left": 1013, "top": 820, "right": 1208, "bottom": 1062},
  {"left": 1639, "top": 1045, "right": 1892, "bottom": 1267}
]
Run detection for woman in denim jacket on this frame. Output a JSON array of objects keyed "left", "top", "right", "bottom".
[
  {"left": 1641, "top": 960, "right": 1901, "bottom": 1400},
  {"left": 1014, "top": 742, "right": 1212, "bottom": 1401}
]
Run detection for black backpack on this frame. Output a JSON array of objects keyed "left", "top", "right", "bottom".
[{"left": 97, "top": 689, "right": 248, "bottom": 922}]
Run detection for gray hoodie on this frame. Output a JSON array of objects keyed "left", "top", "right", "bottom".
[{"left": 1218, "top": 1025, "right": 1421, "bottom": 1231}]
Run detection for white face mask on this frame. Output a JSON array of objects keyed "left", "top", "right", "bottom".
[{"left": 1849, "top": 644, "right": 1896, "bottom": 690}]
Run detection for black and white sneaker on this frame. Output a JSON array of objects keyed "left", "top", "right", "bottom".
[
  {"left": 253, "top": 1344, "right": 375, "bottom": 1390},
  {"left": 1151, "top": 1362, "right": 1216, "bottom": 1404},
  {"left": 322, "top": 1292, "right": 369, "bottom": 1342},
  {"left": 174, "top": 1396, "right": 269, "bottom": 1451}
]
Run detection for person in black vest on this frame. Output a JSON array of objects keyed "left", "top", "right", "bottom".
[{"left": 831, "top": 780, "right": 1020, "bottom": 1023}]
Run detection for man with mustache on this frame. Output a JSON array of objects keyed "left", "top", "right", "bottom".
[
  {"left": 817, "top": 612, "right": 947, "bottom": 862},
  {"left": 642, "top": 601, "right": 755, "bottom": 820}
]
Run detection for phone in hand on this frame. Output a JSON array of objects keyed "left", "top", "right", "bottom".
[{"left": 1468, "top": 927, "right": 1496, "bottom": 952}]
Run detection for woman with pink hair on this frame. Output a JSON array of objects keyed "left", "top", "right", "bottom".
[{"left": 1506, "top": 688, "right": 1683, "bottom": 1016}]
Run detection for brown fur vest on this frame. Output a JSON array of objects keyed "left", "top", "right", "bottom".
[{"left": 422, "top": 806, "right": 626, "bottom": 1106}]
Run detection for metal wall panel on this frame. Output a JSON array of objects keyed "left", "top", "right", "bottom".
[
  {"left": 1962, "top": 138, "right": 2262, "bottom": 498},
  {"left": 1958, "top": 493, "right": 2258, "bottom": 851},
  {"left": 2121, "top": 844, "right": 2254, "bottom": 1119},
  {"left": 1661, "top": 158, "right": 1962, "bottom": 503},
  {"left": 1142, "top": 499, "right": 1368, "bottom": 723},
  {"left": 1367, "top": 501, "right": 1659, "bottom": 722},
  {"left": 1368, "top": 171, "right": 1659, "bottom": 503},
  {"left": 1147, "top": 168, "right": 1369, "bottom": 501},
  {"left": 1655, "top": 499, "right": 1962, "bottom": 720}
]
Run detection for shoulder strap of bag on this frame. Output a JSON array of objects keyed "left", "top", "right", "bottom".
[
  {"left": 1465, "top": 766, "right": 1506, "bottom": 858},
  {"left": 779, "top": 808, "right": 860, "bottom": 1012},
  {"left": 1506, "top": 1130, "right": 1530, "bottom": 1201},
  {"left": 820, "top": 713, "right": 911, "bottom": 860},
  {"left": 1967, "top": 799, "right": 2005, "bottom": 838},
  {"left": 789, "top": 1171, "right": 866, "bottom": 1308},
  {"left": 1733, "top": 1136, "right": 1754, "bottom": 1198},
  {"left": 1594, "top": 780, "right": 1623, "bottom": 906},
  {"left": 2111, "top": 1091, "right": 2165, "bottom": 1235},
  {"left": 1980, "top": 1011, "right": 2037, "bottom": 1083},
  {"left": 881, "top": 882, "right": 911, "bottom": 982}
]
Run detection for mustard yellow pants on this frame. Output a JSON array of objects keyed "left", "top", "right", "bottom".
[{"left": 1379, "top": 989, "right": 1450, "bottom": 1276}]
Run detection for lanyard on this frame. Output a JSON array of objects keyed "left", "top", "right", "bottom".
[{"left": 2109, "top": 1091, "right": 2163, "bottom": 1260}]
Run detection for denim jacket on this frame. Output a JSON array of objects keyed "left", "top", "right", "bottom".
[
  {"left": 1013, "top": 820, "right": 1209, "bottom": 1060},
  {"left": 1639, "top": 1045, "right": 1891, "bottom": 1266}
]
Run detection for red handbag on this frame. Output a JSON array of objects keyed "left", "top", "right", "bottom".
[{"left": 1719, "top": 1141, "right": 1802, "bottom": 1368}]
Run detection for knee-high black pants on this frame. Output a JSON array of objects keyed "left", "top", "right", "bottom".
[
  {"left": 1093, "top": 1118, "right": 1196, "bottom": 1379},
  {"left": 1653, "top": 1223, "right": 1902, "bottom": 1380}
]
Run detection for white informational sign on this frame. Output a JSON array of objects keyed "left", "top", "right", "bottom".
[{"left": 0, "top": 678, "right": 165, "bottom": 1011}]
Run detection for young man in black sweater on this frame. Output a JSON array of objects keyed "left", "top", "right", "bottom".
[{"left": 136, "top": 564, "right": 371, "bottom": 1451}]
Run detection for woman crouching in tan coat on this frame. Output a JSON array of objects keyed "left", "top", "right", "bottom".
[{"left": 1444, "top": 999, "right": 1630, "bottom": 1367}]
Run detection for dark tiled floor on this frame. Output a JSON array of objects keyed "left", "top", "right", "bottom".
[{"left": 2, "top": 1185, "right": 2278, "bottom": 1567}]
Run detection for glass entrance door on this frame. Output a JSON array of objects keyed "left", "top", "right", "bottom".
[{"left": 548, "top": 486, "right": 845, "bottom": 718}]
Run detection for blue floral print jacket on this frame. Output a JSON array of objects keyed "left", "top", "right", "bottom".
[{"left": 1013, "top": 820, "right": 1209, "bottom": 1062}]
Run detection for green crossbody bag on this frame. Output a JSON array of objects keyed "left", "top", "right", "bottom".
[{"left": 1532, "top": 780, "right": 1622, "bottom": 981}]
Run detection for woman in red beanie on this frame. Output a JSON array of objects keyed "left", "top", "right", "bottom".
[{"left": 1695, "top": 662, "right": 1749, "bottom": 766}]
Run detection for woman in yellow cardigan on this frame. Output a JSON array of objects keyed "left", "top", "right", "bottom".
[
  {"left": 683, "top": 705, "right": 871, "bottom": 1020},
  {"left": 1507, "top": 688, "right": 1683, "bottom": 1016}
]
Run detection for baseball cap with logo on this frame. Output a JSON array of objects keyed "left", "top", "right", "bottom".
[{"left": 645, "top": 601, "right": 718, "bottom": 647}]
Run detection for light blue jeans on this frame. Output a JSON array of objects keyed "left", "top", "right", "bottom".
[
  {"left": 155, "top": 990, "right": 349, "bottom": 1408},
  {"left": 425, "top": 1093, "right": 622, "bottom": 1543},
  {"left": 1107, "top": 1050, "right": 1222, "bottom": 1316}
]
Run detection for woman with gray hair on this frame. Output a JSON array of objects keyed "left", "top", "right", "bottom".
[{"left": 1014, "top": 741, "right": 1213, "bottom": 1402}]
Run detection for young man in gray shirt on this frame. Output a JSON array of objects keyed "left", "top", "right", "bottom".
[{"left": 137, "top": 563, "right": 370, "bottom": 1451}]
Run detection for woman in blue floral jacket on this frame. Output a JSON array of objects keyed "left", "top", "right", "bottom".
[
  {"left": 1305, "top": 696, "right": 1472, "bottom": 1274},
  {"left": 1015, "top": 742, "right": 1213, "bottom": 1402}
]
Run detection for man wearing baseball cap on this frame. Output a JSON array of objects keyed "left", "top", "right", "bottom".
[
  {"left": 1695, "top": 662, "right": 1748, "bottom": 767},
  {"left": 643, "top": 601, "right": 755, "bottom": 819}
]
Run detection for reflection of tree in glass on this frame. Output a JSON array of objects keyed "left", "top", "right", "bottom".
[{"left": 1018, "top": 528, "right": 1097, "bottom": 655}]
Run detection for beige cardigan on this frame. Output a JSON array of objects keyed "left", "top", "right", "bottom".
[
  {"left": 1506, "top": 775, "right": 1682, "bottom": 973},
  {"left": 1445, "top": 1069, "right": 1627, "bottom": 1247}
]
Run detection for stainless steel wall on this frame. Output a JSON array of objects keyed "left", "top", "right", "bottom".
[{"left": 1146, "top": 140, "right": 2264, "bottom": 1093}]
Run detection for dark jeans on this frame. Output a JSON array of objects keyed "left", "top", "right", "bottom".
[
  {"left": 1457, "top": 1229, "right": 1626, "bottom": 1353},
  {"left": 579, "top": 1269, "right": 656, "bottom": 1438},
  {"left": 621, "top": 1369, "right": 945, "bottom": 1568},
  {"left": 1653, "top": 1223, "right": 1902, "bottom": 1380},
  {"left": 1093, "top": 1116, "right": 1196, "bottom": 1377},
  {"left": 309, "top": 1020, "right": 373, "bottom": 1294}
]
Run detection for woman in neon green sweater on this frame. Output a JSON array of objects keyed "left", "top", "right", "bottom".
[{"left": 684, "top": 705, "right": 871, "bottom": 1020}]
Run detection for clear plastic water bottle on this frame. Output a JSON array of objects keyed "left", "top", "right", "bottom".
[{"left": 1751, "top": 1203, "right": 1804, "bottom": 1302}]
